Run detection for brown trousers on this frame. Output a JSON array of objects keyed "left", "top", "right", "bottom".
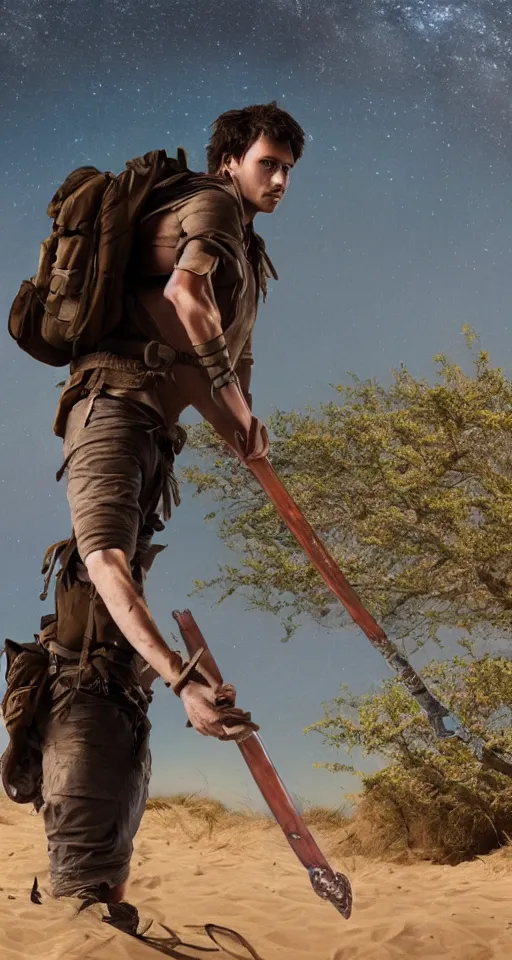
[
  {"left": 42, "top": 393, "right": 170, "bottom": 897},
  {"left": 43, "top": 364, "right": 244, "bottom": 898},
  {"left": 63, "top": 392, "right": 174, "bottom": 562},
  {"left": 40, "top": 673, "right": 151, "bottom": 898}
]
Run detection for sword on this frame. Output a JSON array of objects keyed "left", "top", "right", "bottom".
[
  {"left": 242, "top": 457, "right": 512, "bottom": 779},
  {"left": 172, "top": 608, "right": 353, "bottom": 920}
]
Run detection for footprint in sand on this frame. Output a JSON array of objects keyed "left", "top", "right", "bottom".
[{"left": 144, "top": 876, "right": 162, "bottom": 890}]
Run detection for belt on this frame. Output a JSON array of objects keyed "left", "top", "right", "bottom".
[{"left": 96, "top": 338, "right": 177, "bottom": 371}]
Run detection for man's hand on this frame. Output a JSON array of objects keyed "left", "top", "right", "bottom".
[
  {"left": 213, "top": 380, "right": 269, "bottom": 461},
  {"left": 179, "top": 680, "right": 259, "bottom": 742},
  {"left": 234, "top": 413, "right": 269, "bottom": 461}
]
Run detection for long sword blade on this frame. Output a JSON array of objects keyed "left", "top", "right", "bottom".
[
  {"left": 172, "top": 609, "right": 353, "bottom": 919},
  {"left": 246, "top": 458, "right": 512, "bottom": 778}
]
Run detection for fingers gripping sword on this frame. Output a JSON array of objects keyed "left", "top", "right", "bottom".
[
  {"left": 172, "top": 609, "right": 353, "bottom": 920},
  {"left": 242, "top": 457, "right": 512, "bottom": 780}
]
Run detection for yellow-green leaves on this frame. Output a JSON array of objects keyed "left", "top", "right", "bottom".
[{"left": 182, "top": 335, "right": 512, "bottom": 646}]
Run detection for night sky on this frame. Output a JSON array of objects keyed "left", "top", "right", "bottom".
[{"left": 1, "top": 1, "right": 512, "bottom": 810}]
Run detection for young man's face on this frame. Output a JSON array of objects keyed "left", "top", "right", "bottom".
[{"left": 225, "top": 134, "right": 295, "bottom": 218}]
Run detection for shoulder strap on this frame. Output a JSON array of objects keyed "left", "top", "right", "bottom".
[{"left": 139, "top": 171, "right": 242, "bottom": 226}]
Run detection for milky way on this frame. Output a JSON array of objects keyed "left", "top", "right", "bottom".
[
  {"left": 3, "top": 1, "right": 511, "bottom": 82},
  {"left": 1, "top": 1, "right": 511, "bottom": 150}
]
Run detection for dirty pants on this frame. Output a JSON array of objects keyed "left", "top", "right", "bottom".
[
  {"left": 42, "top": 369, "right": 242, "bottom": 897},
  {"left": 40, "top": 676, "right": 151, "bottom": 898},
  {"left": 41, "top": 392, "right": 172, "bottom": 897}
]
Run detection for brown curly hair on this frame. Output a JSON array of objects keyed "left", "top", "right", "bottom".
[{"left": 206, "top": 101, "right": 306, "bottom": 174}]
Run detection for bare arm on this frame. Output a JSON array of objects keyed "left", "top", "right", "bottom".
[
  {"left": 159, "top": 189, "right": 267, "bottom": 459},
  {"left": 161, "top": 184, "right": 241, "bottom": 346},
  {"left": 163, "top": 268, "right": 223, "bottom": 346},
  {"left": 163, "top": 268, "right": 267, "bottom": 459}
]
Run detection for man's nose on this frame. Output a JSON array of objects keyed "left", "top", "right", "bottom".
[{"left": 271, "top": 168, "right": 287, "bottom": 191}]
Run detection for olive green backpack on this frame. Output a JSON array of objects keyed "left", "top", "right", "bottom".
[{"left": 8, "top": 148, "right": 190, "bottom": 366}]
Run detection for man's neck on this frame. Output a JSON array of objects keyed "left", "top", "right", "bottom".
[
  {"left": 242, "top": 205, "right": 257, "bottom": 227},
  {"left": 238, "top": 189, "right": 258, "bottom": 226},
  {"left": 220, "top": 170, "right": 257, "bottom": 226}
]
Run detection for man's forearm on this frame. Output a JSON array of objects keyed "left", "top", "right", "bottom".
[
  {"left": 163, "top": 268, "right": 264, "bottom": 451},
  {"left": 85, "top": 550, "right": 185, "bottom": 688},
  {"left": 164, "top": 271, "right": 241, "bottom": 390},
  {"left": 164, "top": 270, "right": 223, "bottom": 346}
]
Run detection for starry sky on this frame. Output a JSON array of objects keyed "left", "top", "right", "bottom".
[{"left": 1, "top": 0, "right": 512, "bottom": 812}]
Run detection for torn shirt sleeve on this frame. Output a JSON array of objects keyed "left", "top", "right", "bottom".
[
  {"left": 174, "top": 238, "right": 219, "bottom": 277},
  {"left": 174, "top": 186, "right": 245, "bottom": 279}
]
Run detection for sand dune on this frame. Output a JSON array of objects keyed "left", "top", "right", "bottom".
[{"left": 0, "top": 796, "right": 511, "bottom": 959}]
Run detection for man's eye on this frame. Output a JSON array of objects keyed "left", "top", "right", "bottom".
[{"left": 261, "top": 159, "right": 274, "bottom": 168}]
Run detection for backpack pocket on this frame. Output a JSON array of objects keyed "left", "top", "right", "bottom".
[
  {"left": 8, "top": 279, "right": 71, "bottom": 367},
  {"left": 44, "top": 232, "right": 92, "bottom": 344}
]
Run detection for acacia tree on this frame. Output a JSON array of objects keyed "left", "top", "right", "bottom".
[
  {"left": 183, "top": 334, "right": 512, "bottom": 856},
  {"left": 183, "top": 331, "right": 512, "bottom": 652}
]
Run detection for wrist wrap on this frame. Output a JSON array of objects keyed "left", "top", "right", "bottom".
[
  {"left": 165, "top": 647, "right": 207, "bottom": 697},
  {"left": 193, "top": 334, "right": 236, "bottom": 390}
]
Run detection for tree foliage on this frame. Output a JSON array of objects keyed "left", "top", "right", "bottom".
[
  {"left": 183, "top": 332, "right": 512, "bottom": 649},
  {"left": 305, "top": 650, "right": 512, "bottom": 862},
  {"left": 182, "top": 333, "right": 512, "bottom": 858}
]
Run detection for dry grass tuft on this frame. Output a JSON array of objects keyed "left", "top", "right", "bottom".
[
  {"left": 302, "top": 804, "right": 350, "bottom": 833},
  {"left": 145, "top": 794, "right": 265, "bottom": 844},
  {"left": 144, "top": 792, "right": 512, "bottom": 866},
  {"left": 145, "top": 796, "right": 355, "bottom": 855}
]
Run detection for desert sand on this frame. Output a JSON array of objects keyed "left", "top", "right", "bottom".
[{"left": 0, "top": 795, "right": 511, "bottom": 960}]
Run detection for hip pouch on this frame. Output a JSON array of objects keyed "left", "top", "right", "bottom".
[{"left": 0, "top": 639, "right": 50, "bottom": 805}]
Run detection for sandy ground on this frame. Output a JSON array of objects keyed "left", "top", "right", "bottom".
[{"left": 0, "top": 797, "right": 511, "bottom": 960}]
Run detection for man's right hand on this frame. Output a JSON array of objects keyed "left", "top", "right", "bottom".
[
  {"left": 179, "top": 680, "right": 259, "bottom": 742},
  {"left": 213, "top": 379, "right": 269, "bottom": 461}
]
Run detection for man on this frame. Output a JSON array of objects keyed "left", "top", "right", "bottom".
[{"left": 31, "top": 102, "right": 305, "bottom": 903}]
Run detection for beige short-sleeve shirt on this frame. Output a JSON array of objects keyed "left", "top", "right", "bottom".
[{"left": 130, "top": 175, "right": 272, "bottom": 367}]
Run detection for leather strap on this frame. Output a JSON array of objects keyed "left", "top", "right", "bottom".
[{"left": 168, "top": 646, "right": 206, "bottom": 697}]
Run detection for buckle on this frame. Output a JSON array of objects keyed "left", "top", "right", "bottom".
[{"left": 143, "top": 341, "right": 176, "bottom": 371}]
